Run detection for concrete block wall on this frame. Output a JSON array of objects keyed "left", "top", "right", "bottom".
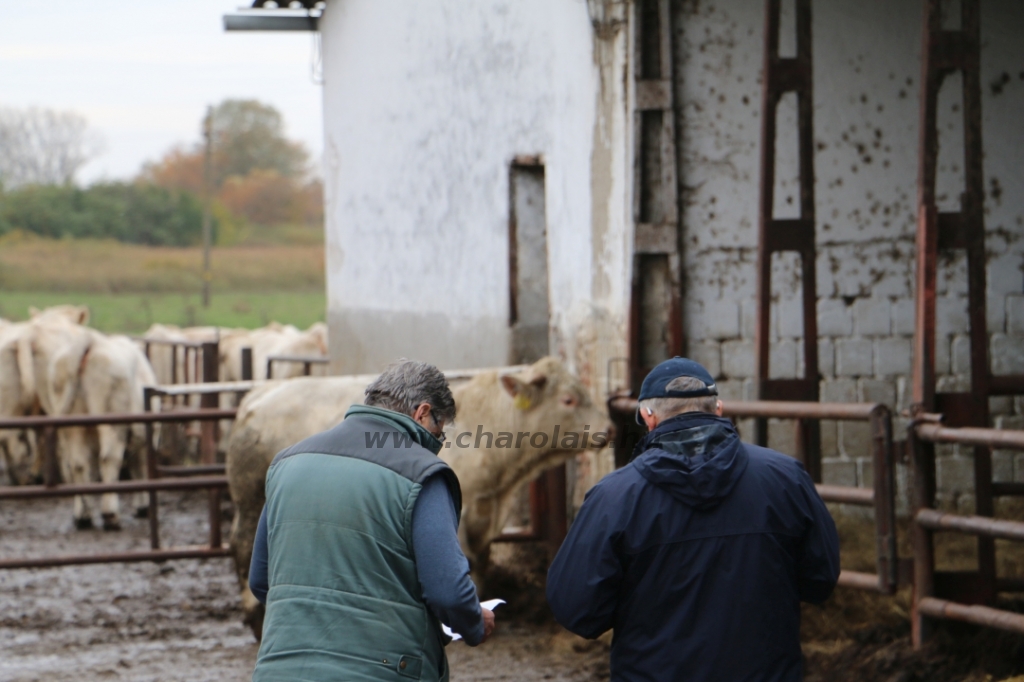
[{"left": 672, "top": 0, "right": 1024, "bottom": 513}]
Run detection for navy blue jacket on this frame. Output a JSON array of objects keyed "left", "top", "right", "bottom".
[{"left": 547, "top": 412, "right": 840, "bottom": 682}]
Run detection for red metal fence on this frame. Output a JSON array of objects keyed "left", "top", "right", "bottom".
[
  {"left": 0, "top": 408, "right": 235, "bottom": 570},
  {"left": 910, "top": 415, "right": 1024, "bottom": 638}
]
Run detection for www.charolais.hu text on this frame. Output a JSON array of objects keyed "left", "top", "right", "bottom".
[{"left": 365, "top": 426, "right": 610, "bottom": 449}]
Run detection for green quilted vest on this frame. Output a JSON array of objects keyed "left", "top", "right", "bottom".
[{"left": 253, "top": 407, "right": 462, "bottom": 682}]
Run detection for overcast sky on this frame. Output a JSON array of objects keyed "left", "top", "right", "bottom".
[{"left": 0, "top": 1, "right": 323, "bottom": 184}]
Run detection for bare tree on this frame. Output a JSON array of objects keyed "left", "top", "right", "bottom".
[{"left": 0, "top": 107, "right": 104, "bottom": 189}]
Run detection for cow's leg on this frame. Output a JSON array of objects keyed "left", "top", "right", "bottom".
[
  {"left": 231, "top": 501, "right": 265, "bottom": 639},
  {"left": 240, "top": 583, "right": 264, "bottom": 642},
  {"left": 229, "top": 463, "right": 266, "bottom": 640},
  {"left": 130, "top": 450, "right": 148, "bottom": 518},
  {"left": 61, "top": 427, "right": 94, "bottom": 529},
  {"left": 123, "top": 429, "right": 148, "bottom": 517},
  {"left": 0, "top": 430, "right": 35, "bottom": 485},
  {"left": 96, "top": 424, "right": 127, "bottom": 530}
]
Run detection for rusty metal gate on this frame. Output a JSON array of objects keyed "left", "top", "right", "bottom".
[
  {"left": 909, "top": 0, "right": 1024, "bottom": 643},
  {"left": 137, "top": 338, "right": 217, "bottom": 391},
  {"left": 910, "top": 416, "right": 1024, "bottom": 637},
  {"left": 0, "top": 409, "right": 235, "bottom": 569}
]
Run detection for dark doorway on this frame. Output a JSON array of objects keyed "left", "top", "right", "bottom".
[{"left": 509, "top": 159, "right": 550, "bottom": 364}]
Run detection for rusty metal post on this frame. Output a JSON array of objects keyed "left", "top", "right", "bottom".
[
  {"left": 241, "top": 347, "right": 253, "bottom": 382},
  {"left": 199, "top": 341, "right": 221, "bottom": 539},
  {"left": 870, "top": 405, "right": 898, "bottom": 594},
  {"left": 41, "top": 426, "right": 58, "bottom": 488},
  {"left": 754, "top": 0, "right": 820, "bottom": 480},
  {"left": 199, "top": 341, "right": 219, "bottom": 465},
  {"left": 528, "top": 477, "right": 545, "bottom": 542},
  {"left": 303, "top": 361, "right": 312, "bottom": 377},
  {"left": 910, "top": 411, "right": 936, "bottom": 647},
  {"left": 266, "top": 357, "right": 274, "bottom": 380},
  {"left": 544, "top": 465, "right": 568, "bottom": 549},
  {"left": 170, "top": 346, "right": 179, "bottom": 403},
  {"left": 913, "top": 0, "right": 995, "bottom": 626},
  {"left": 144, "top": 387, "right": 160, "bottom": 550}
]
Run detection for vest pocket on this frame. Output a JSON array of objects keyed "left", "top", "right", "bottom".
[{"left": 394, "top": 654, "right": 422, "bottom": 679}]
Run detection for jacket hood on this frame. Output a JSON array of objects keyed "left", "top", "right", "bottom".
[
  {"left": 633, "top": 412, "right": 748, "bottom": 510},
  {"left": 344, "top": 404, "right": 444, "bottom": 455}
]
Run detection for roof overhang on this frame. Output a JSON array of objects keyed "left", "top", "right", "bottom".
[{"left": 223, "top": 1, "right": 323, "bottom": 32}]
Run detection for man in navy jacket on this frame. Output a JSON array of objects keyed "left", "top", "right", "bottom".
[{"left": 547, "top": 358, "right": 840, "bottom": 682}]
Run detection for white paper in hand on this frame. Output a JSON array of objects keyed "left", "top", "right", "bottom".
[{"left": 442, "top": 599, "right": 505, "bottom": 642}]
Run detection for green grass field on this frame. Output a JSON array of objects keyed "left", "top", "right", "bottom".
[
  {"left": 0, "top": 234, "right": 326, "bottom": 333},
  {"left": 0, "top": 291, "right": 326, "bottom": 334}
]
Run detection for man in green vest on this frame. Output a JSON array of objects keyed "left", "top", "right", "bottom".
[{"left": 249, "top": 359, "right": 496, "bottom": 681}]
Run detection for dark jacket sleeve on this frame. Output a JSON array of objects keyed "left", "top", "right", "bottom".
[
  {"left": 411, "top": 474, "right": 485, "bottom": 645},
  {"left": 796, "top": 469, "right": 841, "bottom": 603},
  {"left": 249, "top": 505, "right": 269, "bottom": 605},
  {"left": 546, "top": 484, "right": 623, "bottom": 639}
]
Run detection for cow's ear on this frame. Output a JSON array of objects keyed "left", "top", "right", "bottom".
[
  {"left": 529, "top": 375, "right": 547, "bottom": 389},
  {"left": 76, "top": 307, "right": 90, "bottom": 325},
  {"left": 503, "top": 374, "right": 543, "bottom": 410},
  {"left": 501, "top": 375, "right": 524, "bottom": 398}
]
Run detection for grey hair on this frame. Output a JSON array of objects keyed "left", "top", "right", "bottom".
[
  {"left": 364, "top": 359, "right": 456, "bottom": 423},
  {"left": 639, "top": 375, "right": 719, "bottom": 420}
]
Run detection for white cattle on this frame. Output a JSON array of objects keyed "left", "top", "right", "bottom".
[
  {"left": 19, "top": 314, "right": 157, "bottom": 528},
  {"left": 225, "top": 356, "right": 609, "bottom": 636},
  {"left": 219, "top": 322, "right": 328, "bottom": 382},
  {"left": 0, "top": 322, "right": 39, "bottom": 484}
]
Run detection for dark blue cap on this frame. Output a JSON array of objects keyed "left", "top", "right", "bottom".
[
  {"left": 638, "top": 357, "right": 718, "bottom": 402},
  {"left": 635, "top": 358, "right": 718, "bottom": 426}
]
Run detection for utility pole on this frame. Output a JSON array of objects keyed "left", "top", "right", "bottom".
[{"left": 201, "top": 106, "right": 213, "bottom": 308}]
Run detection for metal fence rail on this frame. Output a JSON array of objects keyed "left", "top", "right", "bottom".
[
  {"left": 609, "top": 396, "right": 898, "bottom": 595},
  {"left": 266, "top": 354, "right": 329, "bottom": 379},
  {"left": 0, "top": 408, "right": 235, "bottom": 571},
  {"left": 911, "top": 416, "right": 1024, "bottom": 637},
  {"left": 135, "top": 337, "right": 217, "bottom": 390}
]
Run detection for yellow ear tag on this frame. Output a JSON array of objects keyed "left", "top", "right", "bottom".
[{"left": 514, "top": 394, "right": 532, "bottom": 410}]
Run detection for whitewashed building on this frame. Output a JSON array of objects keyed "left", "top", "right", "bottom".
[{"left": 231, "top": 1, "right": 636, "bottom": 388}]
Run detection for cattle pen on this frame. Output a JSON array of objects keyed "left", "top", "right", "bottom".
[
  {"left": 0, "top": 407, "right": 235, "bottom": 569},
  {"left": 2, "top": 393, "right": 1022, "bottom": 638}
]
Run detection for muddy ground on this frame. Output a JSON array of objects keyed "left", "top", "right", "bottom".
[
  {"left": 0, "top": 492, "right": 607, "bottom": 681},
  {"left": 2, "top": 492, "right": 1022, "bottom": 681}
]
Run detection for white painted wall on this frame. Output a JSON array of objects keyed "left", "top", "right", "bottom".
[
  {"left": 319, "top": 0, "right": 614, "bottom": 375},
  {"left": 674, "top": 0, "right": 1024, "bottom": 508}
]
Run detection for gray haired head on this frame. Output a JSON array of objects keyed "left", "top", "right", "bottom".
[{"left": 364, "top": 359, "right": 456, "bottom": 423}]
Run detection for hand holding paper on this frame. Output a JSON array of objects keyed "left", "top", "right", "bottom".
[{"left": 443, "top": 599, "right": 505, "bottom": 642}]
